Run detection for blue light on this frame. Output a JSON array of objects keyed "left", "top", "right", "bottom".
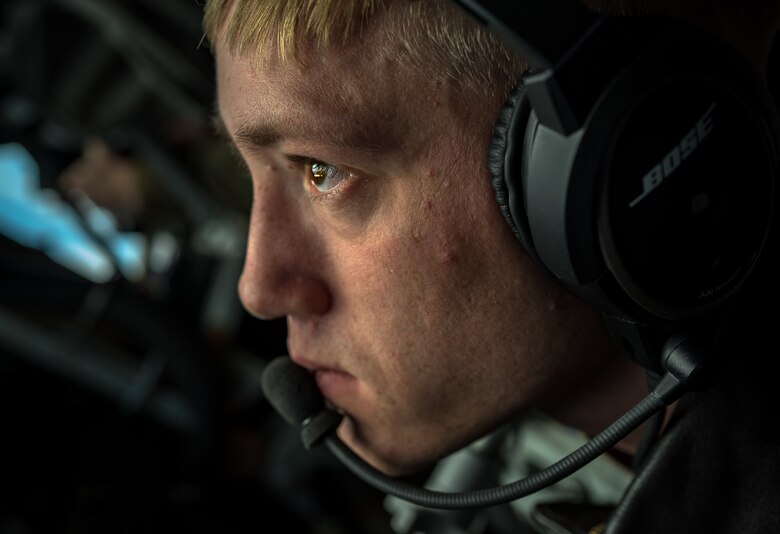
[{"left": 0, "top": 142, "right": 146, "bottom": 283}]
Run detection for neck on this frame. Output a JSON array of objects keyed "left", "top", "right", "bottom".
[{"left": 543, "top": 350, "right": 655, "bottom": 458}]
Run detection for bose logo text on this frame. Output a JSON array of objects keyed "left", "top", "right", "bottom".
[{"left": 629, "top": 102, "right": 716, "bottom": 208}]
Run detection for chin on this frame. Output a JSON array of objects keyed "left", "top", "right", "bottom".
[{"left": 336, "top": 418, "right": 440, "bottom": 478}]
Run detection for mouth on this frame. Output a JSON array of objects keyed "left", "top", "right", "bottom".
[{"left": 290, "top": 354, "right": 357, "bottom": 403}]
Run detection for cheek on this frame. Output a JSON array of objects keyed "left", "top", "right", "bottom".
[
  {"left": 340, "top": 186, "right": 495, "bottom": 367},
  {"left": 369, "top": 195, "right": 474, "bottom": 290},
  {"left": 328, "top": 197, "right": 464, "bottom": 356}
]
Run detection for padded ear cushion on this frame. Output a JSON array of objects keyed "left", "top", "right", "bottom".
[{"left": 487, "top": 80, "right": 538, "bottom": 261}]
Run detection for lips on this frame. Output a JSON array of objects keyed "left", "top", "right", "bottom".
[
  {"left": 290, "top": 353, "right": 357, "bottom": 403},
  {"left": 290, "top": 353, "right": 341, "bottom": 373}
]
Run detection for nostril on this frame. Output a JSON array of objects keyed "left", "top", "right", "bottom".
[
  {"left": 291, "top": 276, "right": 332, "bottom": 316},
  {"left": 238, "top": 268, "right": 332, "bottom": 320}
]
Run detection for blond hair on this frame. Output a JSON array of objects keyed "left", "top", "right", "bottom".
[
  {"left": 202, "top": 0, "right": 778, "bottom": 100},
  {"left": 202, "top": 0, "right": 525, "bottom": 96}
]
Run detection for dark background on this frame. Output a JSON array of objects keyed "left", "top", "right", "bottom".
[
  {"left": 3, "top": 2, "right": 780, "bottom": 534},
  {"left": 0, "top": 1, "right": 394, "bottom": 532}
]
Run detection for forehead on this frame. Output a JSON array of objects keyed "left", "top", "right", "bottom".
[{"left": 214, "top": 27, "right": 417, "bottom": 148}]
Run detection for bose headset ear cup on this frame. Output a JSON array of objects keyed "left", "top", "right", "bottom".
[
  {"left": 519, "top": 24, "right": 776, "bottom": 333},
  {"left": 488, "top": 80, "right": 539, "bottom": 261}
]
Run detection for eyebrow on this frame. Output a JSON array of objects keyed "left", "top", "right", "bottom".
[
  {"left": 211, "top": 107, "right": 392, "bottom": 155},
  {"left": 210, "top": 112, "right": 284, "bottom": 164},
  {"left": 235, "top": 122, "right": 284, "bottom": 148}
]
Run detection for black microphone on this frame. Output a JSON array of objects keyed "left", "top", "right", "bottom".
[
  {"left": 260, "top": 338, "right": 706, "bottom": 510},
  {"left": 260, "top": 356, "right": 343, "bottom": 449}
]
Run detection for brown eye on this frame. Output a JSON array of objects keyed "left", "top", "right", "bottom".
[
  {"left": 311, "top": 162, "right": 328, "bottom": 185},
  {"left": 306, "top": 161, "right": 347, "bottom": 193}
]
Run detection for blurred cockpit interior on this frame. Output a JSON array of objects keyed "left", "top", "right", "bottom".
[{"left": 0, "top": 1, "right": 391, "bottom": 532}]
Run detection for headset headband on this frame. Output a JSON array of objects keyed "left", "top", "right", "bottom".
[{"left": 452, "top": 0, "right": 605, "bottom": 134}]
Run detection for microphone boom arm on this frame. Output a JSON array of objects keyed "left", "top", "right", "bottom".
[
  {"left": 263, "top": 333, "right": 709, "bottom": 511},
  {"left": 323, "top": 375, "right": 679, "bottom": 510}
]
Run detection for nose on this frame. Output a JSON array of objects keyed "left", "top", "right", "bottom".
[{"left": 238, "top": 177, "right": 332, "bottom": 320}]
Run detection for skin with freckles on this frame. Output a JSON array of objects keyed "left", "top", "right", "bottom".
[{"left": 214, "top": 8, "right": 649, "bottom": 476}]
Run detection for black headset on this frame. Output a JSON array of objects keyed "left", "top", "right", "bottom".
[
  {"left": 262, "top": 0, "right": 780, "bottom": 509},
  {"left": 456, "top": 0, "right": 779, "bottom": 372}
]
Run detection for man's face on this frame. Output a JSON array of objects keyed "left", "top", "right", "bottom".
[{"left": 215, "top": 21, "right": 614, "bottom": 475}]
